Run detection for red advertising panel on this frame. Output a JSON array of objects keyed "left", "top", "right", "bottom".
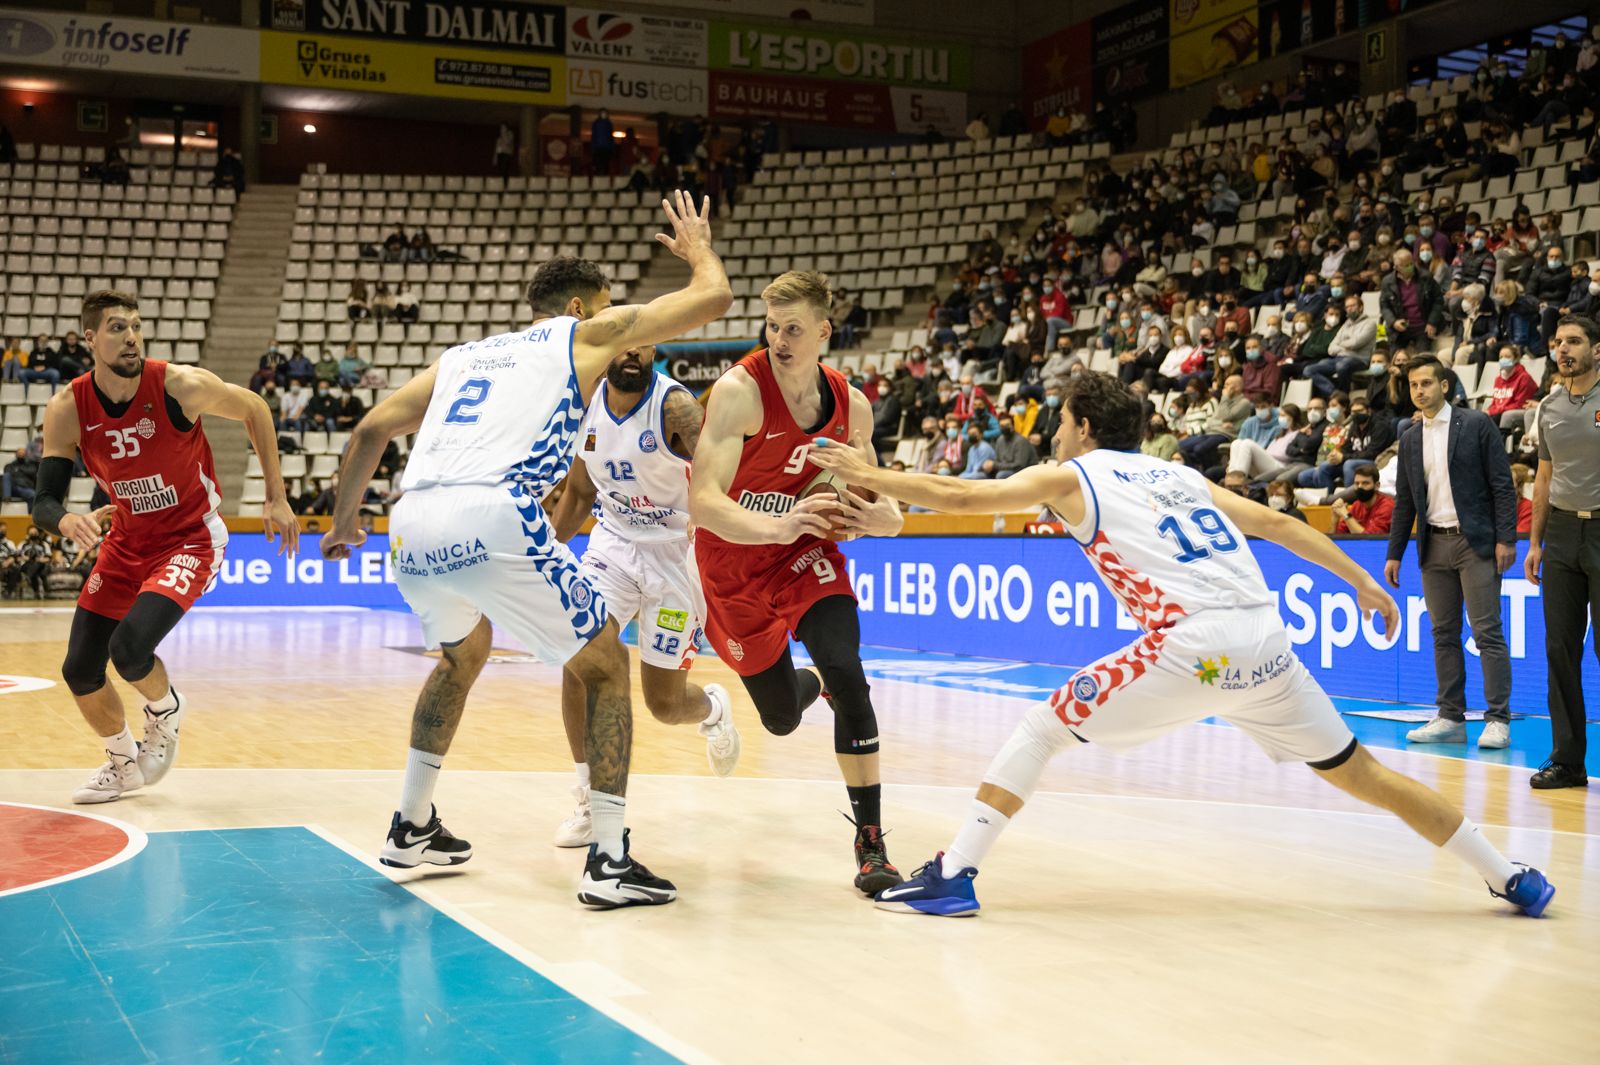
[
  {"left": 709, "top": 69, "right": 893, "bottom": 131},
  {"left": 1021, "top": 21, "right": 1093, "bottom": 128}
]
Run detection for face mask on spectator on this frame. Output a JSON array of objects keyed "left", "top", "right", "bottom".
[
  {"left": 1381, "top": 164, "right": 1394, "bottom": 176},
  {"left": 1473, "top": 238, "right": 1486, "bottom": 250},
  {"left": 1308, "top": 408, "right": 1325, "bottom": 424},
  {"left": 1328, "top": 405, "right": 1344, "bottom": 422},
  {"left": 1549, "top": 257, "right": 1563, "bottom": 268},
  {"left": 1119, "top": 317, "right": 1132, "bottom": 328},
  {"left": 1277, "top": 414, "right": 1292, "bottom": 429},
  {"left": 1105, "top": 296, "right": 1118, "bottom": 309},
  {"left": 1197, "top": 303, "right": 1210, "bottom": 314},
  {"left": 1045, "top": 395, "right": 1060, "bottom": 407},
  {"left": 1246, "top": 256, "right": 1259, "bottom": 267},
  {"left": 1499, "top": 357, "right": 1515, "bottom": 371},
  {"left": 1347, "top": 240, "right": 1361, "bottom": 252},
  {"left": 1354, "top": 486, "right": 1376, "bottom": 502},
  {"left": 1326, "top": 315, "right": 1341, "bottom": 329},
  {"left": 1245, "top": 346, "right": 1262, "bottom": 361},
  {"left": 1420, "top": 225, "right": 1434, "bottom": 237},
  {"left": 946, "top": 427, "right": 959, "bottom": 439},
  {"left": 1369, "top": 361, "right": 1387, "bottom": 375},
  {"left": 1166, "top": 406, "right": 1180, "bottom": 420},
  {"left": 1294, "top": 321, "right": 1309, "bottom": 335},
  {"left": 1269, "top": 495, "right": 1290, "bottom": 511},
  {"left": 1329, "top": 285, "right": 1343, "bottom": 297},
  {"left": 1271, "top": 248, "right": 1284, "bottom": 259},
  {"left": 1140, "top": 310, "right": 1153, "bottom": 321},
  {"left": 1420, "top": 250, "right": 1433, "bottom": 263},
  {"left": 936, "top": 466, "right": 953, "bottom": 475}
]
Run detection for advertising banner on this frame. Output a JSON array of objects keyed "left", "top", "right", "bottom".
[
  {"left": 708, "top": 20, "right": 970, "bottom": 91},
  {"left": 1167, "top": 0, "right": 1258, "bottom": 89},
  {"left": 206, "top": 533, "right": 1596, "bottom": 711},
  {"left": 889, "top": 86, "right": 967, "bottom": 139},
  {"left": 1021, "top": 21, "right": 1094, "bottom": 126},
  {"left": 567, "top": 58, "right": 707, "bottom": 114},
  {"left": 260, "top": 30, "right": 566, "bottom": 105},
  {"left": 709, "top": 71, "right": 965, "bottom": 135},
  {"left": 1090, "top": 0, "right": 1169, "bottom": 102},
  {"left": 565, "top": 8, "right": 706, "bottom": 67},
  {"left": 0, "top": 6, "right": 258, "bottom": 80},
  {"left": 622, "top": 0, "right": 874, "bottom": 27},
  {"left": 262, "top": 0, "right": 563, "bottom": 53}
]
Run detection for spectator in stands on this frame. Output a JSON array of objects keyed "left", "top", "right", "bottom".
[
  {"left": 393, "top": 282, "right": 419, "bottom": 324},
  {"left": 831, "top": 288, "right": 862, "bottom": 349},
  {"left": 337, "top": 343, "right": 368, "bottom": 387},
  {"left": 1381, "top": 248, "right": 1445, "bottom": 353},
  {"left": 1228, "top": 402, "right": 1307, "bottom": 484},
  {"left": 494, "top": 124, "right": 515, "bottom": 179},
  {"left": 907, "top": 418, "right": 942, "bottom": 473},
  {"left": 55, "top": 332, "right": 88, "bottom": 378},
  {"left": 281, "top": 379, "right": 310, "bottom": 432},
  {"left": 311, "top": 349, "right": 338, "bottom": 387},
  {"left": 285, "top": 344, "right": 314, "bottom": 385},
  {"left": 370, "top": 281, "right": 395, "bottom": 321},
  {"left": 1496, "top": 206, "right": 1542, "bottom": 285},
  {"left": 1039, "top": 278, "right": 1072, "bottom": 352},
  {"left": 210, "top": 147, "right": 245, "bottom": 193},
  {"left": 1486, "top": 346, "right": 1539, "bottom": 444},
  {"left": 1294, "top": 392, "right": 1349, "bottom": 489},
  {"left": 964, "top": 112, "right": 991, "bottom": 142},
  {"left": 15, "top": 526, "right": 51, "bottom": 598},
  {"left": 1, "top": 336, "right": 24, "bottom": 381},
  {"left": 383, "top": 225, "right": 408, "bottom": 262},
  {"left": 0, "top": 536, "right": 19, "bottom": 599},
  {"left": 1304, "top": 295, "right": 1373, "bottom": 397},
  {"left": 1236, "top": 392, "right": 1280, "bottom": 448},
  {"left": 1451, "top": 226, "right": 1497, "bottom": 295},
  {"left": 992, "top": 415, "right": 1036, "bottom": 478},
  {"left": 967, "top": 396, "right": 999, "bottom": 441},
  {"left": 1490, "top": 279, "right": 1539, "bottom": 358},
  {"left": 3, "top": 446, "right": 39, "bottom": 503},
  {"left": 347, "top": 280, "right": 370, "bottom": 321},
  {"left": 334, "top": 385, "right": 365, "bottom": 431},
  {"left": 1031, "top": 388, "right": 1063, "bottom": 454},
  {"left": 958, "top": 423, "right": 996, "bottom": 478},
  {"left": 1510, "top": 463, "right": 1534, "bottom": 533},
  {"left": 101, "top": 147, "right": 129, "bottom": 186},
  {"left": 1142, "top": 410, "right": 1178, "bottom": 461},
  {"left": 998, "top": 103, "right": 1026, "bottom": 138},
  {"left": 1178, "top": 372, "right": 1250, "bottom": 470},
  {"left": 256, "top": 378, "right": 283, "bottom": 429},
  {"left": 20, "top": 335, "right": 59, "bottom": 390},
  {"left": 1332, "top": 464, "right": 1393, "bottom": 534},
  {"left": 1528, "top": 245, "right": 1583, "bottom": 347},
  {"left": 1449, "top": 282, "right": 1496, "bottom": 365},
  {"left": 1240, "top": 332, "right": 1280, "bottom": 400},
  {"left": 407, "top": 230, "right": 436, "bottom": 263},
  {"left": 307, "top": 382, "right": 339, "bottom": 431},
  {"left": 590, "top": 110, "right": 615, "bottom": 175},
  {"left": 1265, "top": 480, "right": 1307, "bottom": 522}
]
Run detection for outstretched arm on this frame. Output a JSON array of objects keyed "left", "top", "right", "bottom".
[
  {"left": 830, "top": 388, "right": 903, "bottom": 537},
  {"left": 550, "top": 457, "right": 598, "bottom": 542},
  {"left": 1205, "top": 479, "right": 1399, "bottom": 636},
  {"left": 168, "top": 366, "right": 298, "bottom": 556},
  {"left": 322, "top": 363, "right": 438, "bottom": 560},
  {"left": 808, "top": 437, "right": 1081, "bottom": 519},
  {"left": 572, "top": 192, "right": 731, "bottom": 394},
  {"left": 662, "top": 387, "right": 705, "bottom": 460}
]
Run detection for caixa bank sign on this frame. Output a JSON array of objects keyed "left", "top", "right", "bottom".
[{"left": 0, "top": 8, "right": 260, "bottom": 78}]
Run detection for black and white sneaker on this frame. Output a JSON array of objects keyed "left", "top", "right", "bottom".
[
  {"left": 378, "top": 806, "right": 473, "bottom": 868},
  {"left": 578, "top": 829, "right": 677, "bottom": 910}
]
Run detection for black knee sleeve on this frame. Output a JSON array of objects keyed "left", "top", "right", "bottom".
[
  {"left": 107, "top": 593, "right": 187, "bottom": 684},
  {"left": 739, "top": 651, "right": 820, "bottom": 737},
  {"left": 62, "top": 607, "right": 118, "bottom": 696},
  {"left": 796, "top": 597, "right": 879, "bottom": 755}
]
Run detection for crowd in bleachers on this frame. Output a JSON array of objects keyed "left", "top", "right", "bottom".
[
  {"left": 859, "top": 24, "right": 1600, "bottom": 515},
  {"left": 0, "top": 521, "right": 98, "bottom": 599}
]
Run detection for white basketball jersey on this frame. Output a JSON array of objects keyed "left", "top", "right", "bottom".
[
  {"left": 401, "top": 318, "right": 585, "bottom": 495},
  {"left": 579, "top": 371, "right": 691, "bottom": 543},
  {"left": 1063, "top": 448, "right": 1274, "bottom": 630}
]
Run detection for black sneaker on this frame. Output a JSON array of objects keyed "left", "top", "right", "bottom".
[
  {"left": 578, "top": 829, "right": 677, "bottom": 909},
  {"left": 378, "top": 806, "right": 473, "bottom": 868},
  {"left": 1530, "top": 760, "right": 1589, "bottom": 790},
  {"left": 853, "top": 822, "right": 903, "bottom": 896}
]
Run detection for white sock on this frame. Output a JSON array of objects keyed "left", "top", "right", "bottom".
[
  {"left": 591, "top": 790, "right": 626, "bottom": 860},
  {"left": 147, "top": 686, "right": 178, "bottom": 713},
  {"left": 574, "top": 762, "right": 590, "bottom": 789},
  {"left": 1442, "top": 818, "right": 1517, "bottom": 888},
  {"left": 102, "top": 725, "right": 137, "bottom": 762},
  {"left": 400, "top": 747, "right": 442, "bottom": 825},
  {"left": 942, "top": 800, "right": 1011, "bottom": 877}
]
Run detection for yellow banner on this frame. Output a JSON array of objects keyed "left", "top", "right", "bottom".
[
  {"left": 260, "top": 31, "right": 567, "bottom": 105},
  {"left": 1167, "top": 0, "right": 1253, "bottom": 37},
  {"left": 1168, "top": 6, "right": 1257, "bottom": 89}
]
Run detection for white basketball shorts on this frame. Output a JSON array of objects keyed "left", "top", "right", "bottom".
[
  {"left": 1048, "top": 604, "right": 1354, "bottom": 764},
  {"left": 390, "top": 483, "right": 607, "bottom": 665},
  {"left": 579, "top": 522, "right": 704, "bottom": 670}
]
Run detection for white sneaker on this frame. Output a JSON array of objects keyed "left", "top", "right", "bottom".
[
  {"left": 698, "top": 683, "right": 741, "bottom": 778},
  {"left": 1478, "top": 720, "right": 1511, "bottom": 749},
  {"left": 554, "top": 785, "right": 592, "bottom": 848},
  {"left": 136, "top": 691, "right": 184, "bottom": 786},
  {"left": 73, "top": 753, "right": 145, "bottom": 804},
  {"left": 1406, "top": 716, "right": 1468, "bottom": 743}
]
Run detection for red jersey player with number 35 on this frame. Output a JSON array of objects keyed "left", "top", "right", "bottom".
[
  {"left": 31, "top": 290, "right": 298, "bottom": 804},
  {"left": 690, "top": 270, "right": 907, "bottom": 895}
]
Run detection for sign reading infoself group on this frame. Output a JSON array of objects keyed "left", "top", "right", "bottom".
[
  {"left": 0, "top": 6, "right": 259, "bottom": 79},
  {"left": 206, "top": 533, "right": 1592, "bottom": 713}
]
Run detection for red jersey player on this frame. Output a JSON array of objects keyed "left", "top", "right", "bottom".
[
  {"left": 690, "top": 270, "right": 907, "bottom": 894},
  {"left": 31, "top": 290, "right": 298, "bottom": 804}
]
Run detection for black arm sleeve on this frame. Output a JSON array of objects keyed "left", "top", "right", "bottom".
[{"left": 29, "top": 456, "right": 75, "bottom": 535}]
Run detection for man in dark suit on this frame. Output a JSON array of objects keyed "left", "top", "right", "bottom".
[{"left": 1385, "top": 356, "right": 1519, "bottom": 749}]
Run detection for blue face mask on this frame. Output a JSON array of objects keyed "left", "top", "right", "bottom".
[
  {"left": 1330, "top": 286, "right": 1343, "bottom": 297},
  {"left": 1420, "top": 226, "right": 1434, "bottom": 237},
  {"left": 1045, "top": 395, "right": 1060, "bottom": 407},
  {"left": 946, "top": 427, "right": 958, "bottom": 439},
  {"left": 1473, "top": 238, "right": 1486, "bottom": 250},
  {"left": 1245, "top": 348, "right": 1262, "bottom": 361},
  {"left": 1499, "top": 358, "right": 1515, "bottom": 370}
]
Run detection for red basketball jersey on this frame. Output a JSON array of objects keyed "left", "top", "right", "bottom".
[
  {"left": 695, "top": 350, "right": 853, "bottom": 554},
  {"left": 72, "top": 360, "right": 226, "bottom": 556}
]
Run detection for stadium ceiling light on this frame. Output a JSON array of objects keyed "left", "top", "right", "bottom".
[{"left": 303, "top": 124, "right": 317, "bottom": 134}]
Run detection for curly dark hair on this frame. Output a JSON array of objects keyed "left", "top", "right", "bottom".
[
  {"left": 526, "top": 257, "right": 609, "bottom": 316},
  {"left": 1062, "top": 371, "right": 1143, "bottom": 451}
]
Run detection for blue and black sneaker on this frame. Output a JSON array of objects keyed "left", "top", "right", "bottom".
[
  {"left": 873, "top": 853, "right": 979, "bottom": 917},
  {"left": 1491, "top": 863, "right": 1555, "bottom": 917}
]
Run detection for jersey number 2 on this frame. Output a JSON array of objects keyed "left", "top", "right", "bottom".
[
  {"left": 1156, "top": 507, "right": 1240, "bottom": 564},
  {"left": 443, "top": 378, "right": 493, "bottom": 424}
]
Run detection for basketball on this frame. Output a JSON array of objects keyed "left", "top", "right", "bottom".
[{"left": 800, "top": 467, "right": 877, "bottom": 541}]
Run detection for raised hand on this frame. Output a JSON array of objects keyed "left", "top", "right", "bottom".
[{"left": 655, "top": 189, "right": 714, "bottom": 261}]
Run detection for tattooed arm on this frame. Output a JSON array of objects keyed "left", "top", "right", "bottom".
[{"left": 663, "top": 387, "right": 705, "bottom": 460}]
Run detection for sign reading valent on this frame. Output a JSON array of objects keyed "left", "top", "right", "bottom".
[
  {"left": 565, "top": 7, "right": 706, "bottom": 67},
  {"left": 263, "top": 0, "right": 564, "bottom": 52}
]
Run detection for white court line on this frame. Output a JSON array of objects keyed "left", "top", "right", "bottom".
[
  {"left": 302, "top": 823, "right": 723, "bottom": 1065},
  {"left": 36, "top": 767, "right": 1594, "bottom": 839},
  {"left": 0, "top": 802, "right": 149, "bottom": 899}
]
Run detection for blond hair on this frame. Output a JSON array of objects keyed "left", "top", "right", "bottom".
[{"left": 761, "top": 270, "right": 832, "bottom": 317}]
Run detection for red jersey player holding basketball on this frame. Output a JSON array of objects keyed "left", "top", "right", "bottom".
[
  {"left": 31, "top": 290, "right": 298, "bottom": 804},
  {"left": 807, "top": 371, "right": 1555, "bottom": 919},
  {"left": 691, "top": 270, "right": 907, "bottom": 894}
]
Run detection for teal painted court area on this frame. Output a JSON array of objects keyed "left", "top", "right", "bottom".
[{"left": 0, "top": 827, "right": 679, "bottom": 1065}]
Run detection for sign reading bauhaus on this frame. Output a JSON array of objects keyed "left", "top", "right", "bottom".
[
  {"left": 263, "top": 0, "right": 564, "bottom": 53},
  {"left": 565, "top": 7, "right": 706, "bottom": 67},
  {"left": 0, "top": 6, "right": 258, "bottom": 79}
]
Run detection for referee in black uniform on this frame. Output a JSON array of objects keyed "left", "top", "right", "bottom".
[{"left": 1525, "top": 314, "right": 1600, "bottom": 789}]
